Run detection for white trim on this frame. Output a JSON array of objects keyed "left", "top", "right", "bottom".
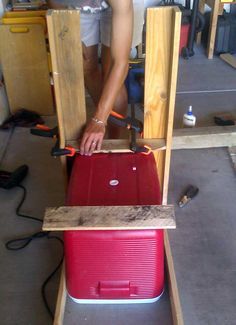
[{"left": 68, "top": 290, "right": 164, "bottom": 304}]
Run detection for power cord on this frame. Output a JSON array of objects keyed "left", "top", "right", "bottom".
[
  {"left": 4, "top": 182, "right": 64, "bottom": 321},
  {"left": 16, "top": 184, "right": 43, "bottom": 223}
]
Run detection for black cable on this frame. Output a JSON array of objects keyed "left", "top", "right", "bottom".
[
  {"left": 5, "top": 183, "right": 64, "bottom": 321},
  {"left": 5, "top": 231, "right": 64, "bottom": 321},
  {"left": 41, "top": 235, "right": 64, "bottom": 319},
  {"left": 16, "top": 185, "right": 43, "bottom": 223}
]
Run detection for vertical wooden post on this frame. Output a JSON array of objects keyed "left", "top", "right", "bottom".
[
  {"left": 46, "top": 10, "right": 87, "bottom": 148},
  {"left": 207, "top": 0, "right": 221, "bottom": 59},
  {"left": 144, "top": 7, "right": 181, "bottom": 204},
  {"left": 144, "top": 7, "right": 183, "bottom": 325},
  {"left": 47, "top": 10, "right": 87, "bottom": 324}
]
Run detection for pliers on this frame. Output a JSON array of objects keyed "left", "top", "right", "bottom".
[{"left": 178, "top": 185, "right": 199, "bottom": 208}]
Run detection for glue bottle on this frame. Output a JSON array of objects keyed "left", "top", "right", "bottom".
[{"left": 183, "top": 106, "right": 196, "bottom": 127}]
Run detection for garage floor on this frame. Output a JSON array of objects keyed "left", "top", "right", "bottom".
[{"left": 0, "top": 47, "right": 236, "bottom": 325}]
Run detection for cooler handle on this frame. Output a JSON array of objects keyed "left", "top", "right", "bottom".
[{"left": 98, "top": 281, "right": 131, "bottom": 298}]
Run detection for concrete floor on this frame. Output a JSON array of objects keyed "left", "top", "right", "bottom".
[{"left": 0, "top": 47, "right": 236, "bottom": 324}]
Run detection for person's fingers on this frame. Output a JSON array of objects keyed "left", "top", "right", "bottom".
[
  {"left": 96, "top": 136, "right": 103, "bottom": 151},
  {"left": 83, "top": 135, "right": 93, "bottom": 155},
  {"left": 80, "top": 133, "right": 87, "bottom": 155},
  {"left": 88, "top": 139, "right": 98, "bottom": 155}
]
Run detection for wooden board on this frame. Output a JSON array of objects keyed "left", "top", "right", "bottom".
[
  {"left": 144, "top": 7, "right": 184, "bottom": 325},
  {"left": 46, "top": 10, "right": 86, "bottom": 147},
  {"left": 67, "top": 138, "right": 166, "bottom": 153},
  {"left": 54, "top": 263, "right": 66, "bottom": 325},
  {"left": 164, "top": 232, "right": 184, "bottom": 325},
  {"left": 144, "top": 7, "right": 181, "bottom": 204},
  {"left": 67, "top": 125, "right": 236, "bottom": 152},
  {"left": 0, "top": 24, "right": 54, "bottom": 115},
  {"left": 207, "top": 0, "right": 221, "bottom": 59},
  {"left": 173, "top": 125, "right": 236, "bottom": 149},
  {"left": 43, "top": 205, "right": 176, "bottom": 231},
  {"left": 220, "top": 53, "right": 236, "bottom": 69}
]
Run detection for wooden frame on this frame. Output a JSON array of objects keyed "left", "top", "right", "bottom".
[{"left": 46, "top": 7, "right": 183, "bottom": 325}]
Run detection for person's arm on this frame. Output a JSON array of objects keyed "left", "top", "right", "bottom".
[{"left": 80, "top": 0, "right": 133, "bottom": 155}]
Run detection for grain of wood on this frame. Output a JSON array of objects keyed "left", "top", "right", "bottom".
[
  {"left": 43, "top": 205, "right": 176, "bottom": 231},
  {"left": 0, "top": 24, "right": 53, "bottom": 115},
  {"left": 46, "top": 10, "right": 86, "bottom": 147}
]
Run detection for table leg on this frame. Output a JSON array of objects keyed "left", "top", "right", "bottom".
[{"left": 207, "top": 0, "right": 220, "bottom": 59}]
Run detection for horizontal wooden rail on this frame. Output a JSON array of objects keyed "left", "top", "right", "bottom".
[
  {"left": 67, "top": 138, "right": 166, "bottom": 153},
  {"left": 66, "top": 125, "right": 236, "bottom": 153},
  {"left": 172, "top": 125, "right": 236, "bottom": 149},
  {"left": 43, "top": 205, "right": 176, "bottom": 231}
]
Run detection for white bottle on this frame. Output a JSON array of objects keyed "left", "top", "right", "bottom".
[{"left": 183, "top": 106, "right": 196, "bottom": 127}]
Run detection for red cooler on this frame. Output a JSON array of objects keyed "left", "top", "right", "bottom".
[{"left": 64, "top": 153, "right": 164, "bottom": 303}]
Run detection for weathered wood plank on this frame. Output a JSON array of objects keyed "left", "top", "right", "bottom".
[
  {"left": 43, "top": 205, "right": 176, "bottom": 231},
  {"left": 173, "top": 125, "right": 236, "bottom": 149},
  {"left": 47, "top": 10, "right": 86, "bottom": 148}
]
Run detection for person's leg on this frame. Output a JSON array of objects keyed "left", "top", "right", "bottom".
[
  {"left": 80, "top": 13, "right": 103, "bottom": 106},
  {"left": 82, "top": 44, "right": 102, "bottom": 106},
  {"left": 101, "top": 44, "right": 128, "bottom": 138}
]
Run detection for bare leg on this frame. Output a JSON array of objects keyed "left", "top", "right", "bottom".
[
  {"left": 101, "top": 44, "right": 128, "bottom": 138},
  {"left": 82, "top": 44, "right": 102, "bottom": 106}
]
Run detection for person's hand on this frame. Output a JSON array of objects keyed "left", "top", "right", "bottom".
[{"left": 80, "top": 118, "right": 106, "bottom": 156}]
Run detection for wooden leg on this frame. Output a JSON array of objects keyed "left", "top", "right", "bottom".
[
  {"left": 207, "top": 0, "right": 220, "bottom": 59},
  {"left": 196, "top": 0, "right": 206, "bottom": 45},
  {"left": 164, "top": 231, "right": 184, "bottom": 325},
  {"left": 53, "top": 262, "right": 67, "bottom": 325}
]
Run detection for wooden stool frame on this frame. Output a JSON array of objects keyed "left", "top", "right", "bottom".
[{"left": 45, "top": 7, "right": 183, "bottom": 325}]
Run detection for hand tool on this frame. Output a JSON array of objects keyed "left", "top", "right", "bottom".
[
  {"left": 178, "top": 185, "right": 199, "bottom": 207},
  {"left": 30, "top": 125, "right": 58, "bottom": 138},
  {"left": 129, "top": 103, "right": 151, "bottom": 154},
  {"left": 108, "top": 110, "right": 143, "bottom": 133},
  {"left": 31, "top": 108, "right": 151, "bottom": 157}
]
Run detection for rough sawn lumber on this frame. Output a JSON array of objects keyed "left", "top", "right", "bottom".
[{"left": 43, "top": 205, "right": 176, "bottom": 231}]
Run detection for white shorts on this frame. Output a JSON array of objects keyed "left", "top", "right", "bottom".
[{"left": 80, "top": 1, "right": 144, "bottom": 48}]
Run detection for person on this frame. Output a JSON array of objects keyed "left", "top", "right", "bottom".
[{"left": 48, "top": 0, "right": 144, "bottom": 155}]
